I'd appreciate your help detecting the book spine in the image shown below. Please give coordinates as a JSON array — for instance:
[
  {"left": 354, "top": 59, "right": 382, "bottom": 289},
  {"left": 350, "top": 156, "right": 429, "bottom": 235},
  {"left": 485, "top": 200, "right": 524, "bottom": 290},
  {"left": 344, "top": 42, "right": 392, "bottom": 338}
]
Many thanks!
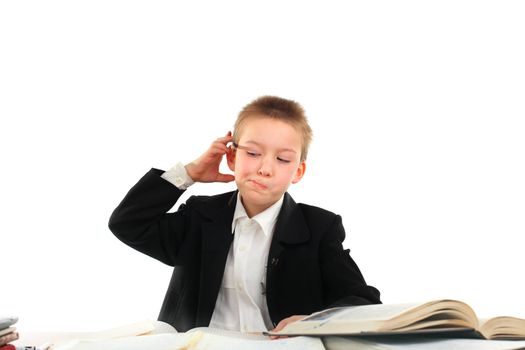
[
  {"left": 0, "top": 345, "right": 15, "bottom": 350},
  {"left": 0, "top": 332, "right": 19, "bottom": 347}
]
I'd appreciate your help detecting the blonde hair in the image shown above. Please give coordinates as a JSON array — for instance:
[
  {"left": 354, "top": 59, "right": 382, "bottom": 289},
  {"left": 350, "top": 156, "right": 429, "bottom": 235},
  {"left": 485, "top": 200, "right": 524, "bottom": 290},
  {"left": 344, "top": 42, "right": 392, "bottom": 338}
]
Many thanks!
[{"left": 233, "top": 96, "right": 313, "bottom": 162}]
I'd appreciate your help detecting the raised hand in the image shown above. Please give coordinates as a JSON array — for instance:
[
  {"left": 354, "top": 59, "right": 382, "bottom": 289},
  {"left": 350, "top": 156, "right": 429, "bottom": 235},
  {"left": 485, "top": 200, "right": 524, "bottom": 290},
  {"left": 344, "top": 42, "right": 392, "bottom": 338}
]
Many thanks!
[{"left": 185, "top": 131, "right": 235, "bottom": 183}]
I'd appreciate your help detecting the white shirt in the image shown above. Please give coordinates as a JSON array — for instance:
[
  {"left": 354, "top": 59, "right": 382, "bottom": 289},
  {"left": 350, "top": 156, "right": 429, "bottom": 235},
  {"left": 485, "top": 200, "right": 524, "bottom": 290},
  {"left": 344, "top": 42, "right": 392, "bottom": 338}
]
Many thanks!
[
  {"left": 209, "top": 192, "right": 283, "bottom": 332},
  {"left": 162, "top": 163, "right": 283, "bottom": 332}
]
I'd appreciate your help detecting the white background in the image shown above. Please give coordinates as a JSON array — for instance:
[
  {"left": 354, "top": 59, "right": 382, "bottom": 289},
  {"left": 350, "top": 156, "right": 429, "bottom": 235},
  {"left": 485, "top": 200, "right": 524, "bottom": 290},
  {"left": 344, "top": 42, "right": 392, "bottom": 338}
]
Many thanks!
[{"left": 1, "top": 1, "right": 524, "bottom": 332}]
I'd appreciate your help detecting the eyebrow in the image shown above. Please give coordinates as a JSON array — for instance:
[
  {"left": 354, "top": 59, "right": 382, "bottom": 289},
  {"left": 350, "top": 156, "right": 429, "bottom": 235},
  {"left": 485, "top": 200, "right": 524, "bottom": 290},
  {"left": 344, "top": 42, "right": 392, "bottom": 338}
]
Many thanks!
[{"left": 234, "top": 141, "right": 297, "bottom": 153}]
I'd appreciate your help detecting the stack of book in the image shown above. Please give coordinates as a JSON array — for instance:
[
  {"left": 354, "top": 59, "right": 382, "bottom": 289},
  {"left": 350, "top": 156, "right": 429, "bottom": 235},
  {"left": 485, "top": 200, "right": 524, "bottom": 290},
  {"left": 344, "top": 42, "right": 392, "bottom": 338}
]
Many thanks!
[{"left": 0, "top": 317, "right": 18, "bottom": 350}]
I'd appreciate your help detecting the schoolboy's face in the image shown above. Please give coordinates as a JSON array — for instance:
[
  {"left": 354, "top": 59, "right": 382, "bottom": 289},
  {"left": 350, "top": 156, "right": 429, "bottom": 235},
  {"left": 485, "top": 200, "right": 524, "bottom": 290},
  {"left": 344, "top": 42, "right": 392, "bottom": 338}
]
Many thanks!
[{"left": 227, "top": 115, "right": 306, "bottom": 217}]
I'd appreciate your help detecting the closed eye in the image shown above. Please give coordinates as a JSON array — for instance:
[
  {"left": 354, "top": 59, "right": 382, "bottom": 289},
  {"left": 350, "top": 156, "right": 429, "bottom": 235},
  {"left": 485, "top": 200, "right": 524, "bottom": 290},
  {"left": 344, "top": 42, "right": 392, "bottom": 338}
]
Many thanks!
[
  {"left": 246, "top": 151, "right": 260, "bottom": 157},
  {"left": 277, "top": 157, "right": 291, "bottom": 163}
]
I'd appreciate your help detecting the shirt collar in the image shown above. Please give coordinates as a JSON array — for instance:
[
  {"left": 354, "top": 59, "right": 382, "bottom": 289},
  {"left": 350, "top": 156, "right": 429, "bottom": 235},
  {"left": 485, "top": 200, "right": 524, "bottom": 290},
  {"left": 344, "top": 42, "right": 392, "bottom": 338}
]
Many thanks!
[{"left": 231, "top": 192, "right": 284, "bottom": 237}]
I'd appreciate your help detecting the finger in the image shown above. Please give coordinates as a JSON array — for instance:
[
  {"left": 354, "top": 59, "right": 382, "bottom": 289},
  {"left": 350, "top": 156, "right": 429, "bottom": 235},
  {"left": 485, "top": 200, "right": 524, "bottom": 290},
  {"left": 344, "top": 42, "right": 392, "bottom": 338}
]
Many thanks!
[
  {"left": 270, "top": 335, "right": 289, "bottom": 340},
  {"left": 209, "top": 143, "right": 227, "bottom": 153},
  {"left": 209, "top": 140, "right": 231, "bottom": 154},
  {"left": 216, "top": 133, "right": 232, "bottom": 140},
  {"left": 271, "top": 319, "right": 288, "bottom": 333},
  {"left": 207, "top": 140, "right": 228, "bottom": 152},
  {"left": 270, "top": 322, "right": 289, "bottom": 339},
  {"left": 269, "top": 318, "right": 295, "bottom": 339},
  {"left": 216, "top": 173, "right": 235, "bottom": 183},
  {"left": 270, "top": 315, "right": 306, "bottom": 337},
  {"left": 215, "top": 132, "right": 233, "bottom": 144},
  {"left": 207, "top": 144, "right": 229, "bottom": 157}
]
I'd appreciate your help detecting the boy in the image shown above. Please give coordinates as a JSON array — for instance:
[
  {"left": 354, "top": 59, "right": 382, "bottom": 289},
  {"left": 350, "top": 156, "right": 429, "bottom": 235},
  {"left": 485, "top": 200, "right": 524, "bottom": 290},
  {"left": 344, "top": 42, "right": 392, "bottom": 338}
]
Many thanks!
[{"left": 108, "top": 96, "right": 380, "bottom": 333}]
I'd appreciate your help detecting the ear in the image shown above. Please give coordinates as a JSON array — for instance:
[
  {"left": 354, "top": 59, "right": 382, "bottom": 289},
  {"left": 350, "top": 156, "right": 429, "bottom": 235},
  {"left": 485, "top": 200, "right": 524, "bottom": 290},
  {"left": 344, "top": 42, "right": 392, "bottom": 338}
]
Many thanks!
[
  {"left": 226, "top": 146, "right": 236, "bottom": 171},
  {"left": 291, "top": 161, "right": 306, "bottom": 184}
]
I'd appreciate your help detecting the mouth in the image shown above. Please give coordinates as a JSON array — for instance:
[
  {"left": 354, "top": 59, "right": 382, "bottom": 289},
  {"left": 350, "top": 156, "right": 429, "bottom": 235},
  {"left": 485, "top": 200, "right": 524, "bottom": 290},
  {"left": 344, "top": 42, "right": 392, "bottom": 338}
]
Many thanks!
[{"left": 248, "top": 179, "right": 268, "bottom": 190}]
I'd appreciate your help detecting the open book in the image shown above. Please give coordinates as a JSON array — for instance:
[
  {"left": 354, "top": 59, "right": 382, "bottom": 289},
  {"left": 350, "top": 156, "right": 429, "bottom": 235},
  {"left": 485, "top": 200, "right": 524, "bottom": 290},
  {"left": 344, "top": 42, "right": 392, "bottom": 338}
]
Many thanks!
[
  {"left": 50, "top": 320, "right": 324, "bottom": 350},
  {"left": 266, "top": 299, "right": 525, "bottom": 340},
  {"left": 323, "top": 336, "right": 525, "bottom": 350}
]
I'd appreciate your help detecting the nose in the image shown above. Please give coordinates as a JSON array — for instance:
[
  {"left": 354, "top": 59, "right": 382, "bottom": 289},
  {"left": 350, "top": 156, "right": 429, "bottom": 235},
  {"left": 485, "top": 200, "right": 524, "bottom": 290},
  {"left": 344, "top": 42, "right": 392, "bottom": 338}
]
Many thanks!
[{"left": 258, "top": 156, "right": 273, "bottom": 177}]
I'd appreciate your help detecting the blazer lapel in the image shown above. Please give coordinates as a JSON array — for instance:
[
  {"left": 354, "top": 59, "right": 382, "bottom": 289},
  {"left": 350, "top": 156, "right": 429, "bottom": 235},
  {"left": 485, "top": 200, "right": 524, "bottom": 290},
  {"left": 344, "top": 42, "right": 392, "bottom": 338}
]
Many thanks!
[
  {"left": 195, "top": 191, "right": 237, "bottom": 326},
  {"left": 267, "top": 192, "right": 310, "bottom": 271},
  {"left": 265, "top": 192, "right": 310, "bottom": 325}
]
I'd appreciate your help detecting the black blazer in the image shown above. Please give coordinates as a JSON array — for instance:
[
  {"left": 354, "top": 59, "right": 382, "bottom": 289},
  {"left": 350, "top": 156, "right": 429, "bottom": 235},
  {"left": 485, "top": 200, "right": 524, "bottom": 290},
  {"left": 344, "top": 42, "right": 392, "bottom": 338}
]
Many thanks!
[{"left": 109, "top": 169, "right": 381, "bottom": 331}]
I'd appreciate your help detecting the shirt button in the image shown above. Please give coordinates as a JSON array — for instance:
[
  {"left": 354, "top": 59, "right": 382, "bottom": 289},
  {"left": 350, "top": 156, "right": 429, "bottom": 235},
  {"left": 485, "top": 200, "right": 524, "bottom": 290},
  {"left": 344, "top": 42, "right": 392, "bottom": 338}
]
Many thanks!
[
  {"left": 239, "top": 245, "right": 246, "bottom": 252},
  {"left": 237, "top": 282, "right": 243, "bottom": 289}
]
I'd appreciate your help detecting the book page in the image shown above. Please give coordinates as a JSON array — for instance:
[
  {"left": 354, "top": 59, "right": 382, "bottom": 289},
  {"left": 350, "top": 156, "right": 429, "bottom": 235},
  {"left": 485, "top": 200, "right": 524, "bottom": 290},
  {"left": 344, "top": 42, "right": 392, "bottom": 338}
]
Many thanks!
[
  {"left": 323, "top": 336, "right": 525, "bottom": 350},
  {"left": 78, "top": 320, "right": 157, "bottom": 340},
  {"left": 53, "top": 331, "right": 325, "bottom": 350},
  {"left": 53, "top": 332, "right": 196, "bottom": 350},
  {"left": 479, "top": 316, "right": 525, "bottom": 339},
  {"left": 274, "top": 299, "right": 483, "bottom": 336},
  {"left": 275, "top": 303, "right": 421, "bottom": 334},
  {"left": 193, "top": 331, "right": 324, "bottom": 350},
  {"left": 35, "top": 320, "right": 172, "bottom": 349},
  {"left": 305, "top": 303, "right": 421, "bottom": 322},
  {"left": 189, "top": 326, "right": 267, "bottom": 340},
  {"left": 0, "top": 327, "right": 16, "bottom": 337},
  {"left": 149, "top": 320, "right": 178, "bottom": 334}
]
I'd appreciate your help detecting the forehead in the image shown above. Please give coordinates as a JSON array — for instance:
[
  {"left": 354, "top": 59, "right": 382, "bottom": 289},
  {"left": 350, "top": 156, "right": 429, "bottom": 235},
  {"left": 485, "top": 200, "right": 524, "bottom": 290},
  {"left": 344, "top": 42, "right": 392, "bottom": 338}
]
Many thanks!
[{"left": 237, "top": 115, "right": 302, "bottom": 151}]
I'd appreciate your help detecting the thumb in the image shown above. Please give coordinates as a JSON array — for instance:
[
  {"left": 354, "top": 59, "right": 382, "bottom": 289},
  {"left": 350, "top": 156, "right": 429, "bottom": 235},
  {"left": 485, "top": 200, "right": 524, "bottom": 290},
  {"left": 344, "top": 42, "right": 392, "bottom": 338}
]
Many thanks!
[{"left": 216, "top": 173, "right": 235, "bottom": 183}]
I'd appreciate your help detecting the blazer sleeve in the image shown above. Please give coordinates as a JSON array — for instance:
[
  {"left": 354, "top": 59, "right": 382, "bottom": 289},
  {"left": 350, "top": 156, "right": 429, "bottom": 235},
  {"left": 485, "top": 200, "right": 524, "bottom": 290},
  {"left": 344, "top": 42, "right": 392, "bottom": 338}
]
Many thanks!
[
  {"left": 108, "top": 168, "right": 193, "bottom": 266},
  {"left": 319, "top": 214, "right": 381, "bottom": 307}
]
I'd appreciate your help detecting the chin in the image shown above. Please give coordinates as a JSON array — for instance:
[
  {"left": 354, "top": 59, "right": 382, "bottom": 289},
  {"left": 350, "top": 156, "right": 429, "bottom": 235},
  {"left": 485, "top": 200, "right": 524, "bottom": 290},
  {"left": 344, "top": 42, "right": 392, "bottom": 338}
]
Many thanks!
[{"left": 241, "top": 191, "right": 270, "bottom": 204}]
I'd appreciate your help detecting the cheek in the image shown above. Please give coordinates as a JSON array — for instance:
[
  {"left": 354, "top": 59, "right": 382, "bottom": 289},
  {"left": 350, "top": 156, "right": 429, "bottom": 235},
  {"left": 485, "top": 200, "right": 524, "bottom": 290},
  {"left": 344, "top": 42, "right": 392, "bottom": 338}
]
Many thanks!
[
  {"left": 276, "top": 167, "right": 299, "bottom": 183},
  {"left": 234, "top": 158, "right": 254, "bottom": 176}
]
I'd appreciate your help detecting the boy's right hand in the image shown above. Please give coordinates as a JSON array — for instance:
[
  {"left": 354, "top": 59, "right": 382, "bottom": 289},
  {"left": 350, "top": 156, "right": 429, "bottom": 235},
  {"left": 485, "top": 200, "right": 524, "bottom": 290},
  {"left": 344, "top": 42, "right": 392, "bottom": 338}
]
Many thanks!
[{"left": 185, "top": 132, "right": 235, "bottom": 183}]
